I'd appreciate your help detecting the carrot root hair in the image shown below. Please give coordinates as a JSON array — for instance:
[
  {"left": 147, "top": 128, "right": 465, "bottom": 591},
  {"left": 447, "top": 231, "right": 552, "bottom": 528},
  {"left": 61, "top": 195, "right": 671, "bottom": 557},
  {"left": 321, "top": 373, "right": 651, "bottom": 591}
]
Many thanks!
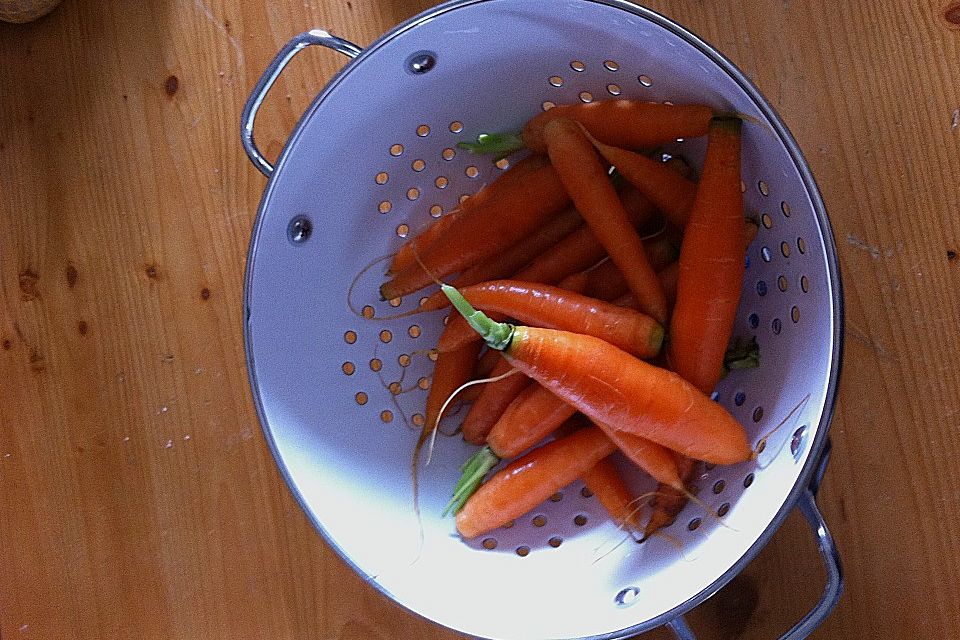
[
  {"left": 681, "top": 489, "right": 740, "bottom": 534},
  {"left": 753, "top": 393, "right": 812, "bottom": 465},
  {"left": 591, "top": 490, "right": 661, "bottom": 563},
  {"left": 347, "top": 253, "right": 395, "bottom": 319},
  {"left": 426, "top": 367, "right": 521, "bottom": 465}
]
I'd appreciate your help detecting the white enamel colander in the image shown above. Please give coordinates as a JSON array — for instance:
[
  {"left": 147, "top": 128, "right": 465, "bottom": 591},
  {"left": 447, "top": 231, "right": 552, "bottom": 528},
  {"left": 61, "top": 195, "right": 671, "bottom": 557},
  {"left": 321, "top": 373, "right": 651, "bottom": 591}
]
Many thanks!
[{"left": 240, "top": 2, "right": 844, "bottom": 638}]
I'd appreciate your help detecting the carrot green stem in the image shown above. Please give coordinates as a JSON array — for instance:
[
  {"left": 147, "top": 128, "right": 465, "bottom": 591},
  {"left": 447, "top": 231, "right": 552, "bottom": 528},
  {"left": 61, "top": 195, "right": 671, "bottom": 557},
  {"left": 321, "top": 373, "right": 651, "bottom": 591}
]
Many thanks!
[
  {"left": 443, "top": 446, "right": 500, "bottom": 516},
  {"left": 441, "top": 284, "right": 514, "bottom": 350},
  {"left": 457, "top": 132, "right": 525, "bottom": 158}
]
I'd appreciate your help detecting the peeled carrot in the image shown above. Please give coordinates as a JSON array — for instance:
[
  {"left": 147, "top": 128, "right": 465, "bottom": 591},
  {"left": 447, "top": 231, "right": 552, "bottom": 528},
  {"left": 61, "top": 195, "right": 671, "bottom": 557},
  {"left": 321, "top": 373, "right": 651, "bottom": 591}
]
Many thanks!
[
  {"left": 455, "top": 426, "right": 616, "bottom": 537},
  {"left": 436, "top": 280, "right": 664, "bottom": 359},
  {"left": 669, "top": 117, "right": 745, "bottom": 393},
  {"left": 461, "top": 356, "right": 529, "bottom": 445},
  {"left": 544, "top": 118, "right": 668, "bottom": 323},
  {"left": 380, "top": 163, "right": 570, "bottom": 300},
  {"left": 582, "top": 456, "right": 643, "bottom": 530},
  {"left": 388, "top": 155, "right": 548, "bottom": 275},
  {"left": 486, "top": 382, "right": 577, "bottom": 459},
  {"left": 524, "top": 101, "right": 713, "bottom": 154},
  {"left": 443, "top": 288, "right": 751, "bottom": 464},
  {"left": 416, "top": 207, "right": 584, "bottom": 312},
  {"left": 589, "top": 140, "right": 699, "bottom": 228}
]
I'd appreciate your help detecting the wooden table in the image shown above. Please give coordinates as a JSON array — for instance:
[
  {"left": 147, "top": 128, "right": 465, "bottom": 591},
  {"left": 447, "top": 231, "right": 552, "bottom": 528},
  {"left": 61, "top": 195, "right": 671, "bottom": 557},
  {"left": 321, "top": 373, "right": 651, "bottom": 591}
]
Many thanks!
[{"left": 2, "top": 1, "right": 959, "bottom": 637}]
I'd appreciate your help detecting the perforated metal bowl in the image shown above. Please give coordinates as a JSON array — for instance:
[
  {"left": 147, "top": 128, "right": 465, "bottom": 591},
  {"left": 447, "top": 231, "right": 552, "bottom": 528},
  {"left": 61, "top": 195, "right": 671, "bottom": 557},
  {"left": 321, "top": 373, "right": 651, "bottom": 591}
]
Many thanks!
[{"left": 240, "top": 2, "right": 844, "bottom": 638}]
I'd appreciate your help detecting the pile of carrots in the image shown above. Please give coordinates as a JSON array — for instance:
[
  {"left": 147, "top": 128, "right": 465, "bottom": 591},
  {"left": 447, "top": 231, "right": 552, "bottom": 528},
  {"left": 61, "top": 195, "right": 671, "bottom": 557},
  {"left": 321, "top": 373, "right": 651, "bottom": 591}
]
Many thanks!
[{"left": 378, "top": 99, "right": 758, "bottom": 542}]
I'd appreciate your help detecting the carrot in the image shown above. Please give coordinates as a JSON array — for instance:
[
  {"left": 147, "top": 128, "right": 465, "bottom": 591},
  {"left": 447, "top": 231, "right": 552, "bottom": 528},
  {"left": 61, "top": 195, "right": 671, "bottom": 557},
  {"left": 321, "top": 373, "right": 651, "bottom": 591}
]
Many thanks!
[
  {"left": 669, "top": 116, "right": 745, "bottom": 393},
  {"left": 388, "top": 214, "right": 458, "bottom": 278},
  {"left": 544, "top": 118, "right": 667, "bottom": 323},
  {"left": 642, "top": 455, "right": 697, "bottom": 540},
  {"left": 423, "top": 341, "right": 483, "bottom": 442},
  {"left": 511, "top": 183, "right": 656, "bottom": 286},
  {"left": 646, "top": 118, "right": 746, "bottom": 540},
  {"left": 486, "top": 382, "right": 577, "bottom": 458},
  {"left": 456, "top": 384, "right": 484, "bottom": 404},
  {"left": 412, "top": 339, "right": 484, "bottom": 513},
  {"left": 589, "top": 140, "right": 698, "bottom": 228},
  {"left": 435, "top": 280, "right": 664, "bottom": 359},
  {"left": 461, "top": 356, "right": 529, "bottom": 445},
  {"left": 581, "top": 456, "right": 643, "bottom": 530},
  {"left": 416, "top": 207, "right": 584, "bottom": 312},
  {"left": 473, "top": 348, "right": 501, "bottom": 379},
  {"left": 597, "top": 424, "right": 683, "bottom": 489},
  {"left": 380, "top": 162, "right": 570, "bottom": 300},
  {"left": 657, "top": 222, "right": 758, "bottom": 307},
  {"left": 388, "top": 155, "right": 548, "bottom": 275},
  {"left": 454, "top": 426, "right": 616, "bottom": 537},
  {"left": 658, "top": 261, "right": 680, "bottom": 308},
  {"left": 487, "top": 379, "right": 682, "bottom": 487},
  {"left": 549, "top": 222, "right": 680, "bottom": 304},
  {"left": 524, "top": 101, "right": 713, "bottom": 154},
  {"left": 444, "top": 287, "right": 751, "bottom": 464}
]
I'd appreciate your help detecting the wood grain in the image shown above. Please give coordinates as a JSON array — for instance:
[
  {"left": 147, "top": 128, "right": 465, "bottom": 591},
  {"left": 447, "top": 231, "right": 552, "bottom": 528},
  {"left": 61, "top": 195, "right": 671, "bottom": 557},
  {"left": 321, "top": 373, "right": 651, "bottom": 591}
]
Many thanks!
[{"left": 2, "top": 0, "right": 959, "bottom": 638}]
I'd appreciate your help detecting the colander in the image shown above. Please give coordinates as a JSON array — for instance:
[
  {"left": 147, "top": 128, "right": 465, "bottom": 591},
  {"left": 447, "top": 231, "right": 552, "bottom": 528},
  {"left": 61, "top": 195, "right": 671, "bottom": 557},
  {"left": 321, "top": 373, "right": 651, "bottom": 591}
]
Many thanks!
[{"left": 240, "top": 1, "right": 844, "bottom": 638}]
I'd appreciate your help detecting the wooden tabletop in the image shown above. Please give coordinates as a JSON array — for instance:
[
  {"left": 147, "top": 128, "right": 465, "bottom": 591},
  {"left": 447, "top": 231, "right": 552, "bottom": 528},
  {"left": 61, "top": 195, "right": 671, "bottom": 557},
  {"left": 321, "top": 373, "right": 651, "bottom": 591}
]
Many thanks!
[{"left": 2, "top": 1, "right": 959, "bottom": 638}]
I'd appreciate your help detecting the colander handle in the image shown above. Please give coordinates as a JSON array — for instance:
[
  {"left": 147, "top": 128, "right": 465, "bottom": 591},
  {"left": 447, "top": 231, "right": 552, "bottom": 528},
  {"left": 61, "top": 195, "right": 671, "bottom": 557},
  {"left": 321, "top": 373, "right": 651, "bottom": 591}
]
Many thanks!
[
  {"left": 241, "top": 29, "right": 362, "bottom": 177},
  {"left": 666, "top": 440, "right": 843, "bottom": 640}
]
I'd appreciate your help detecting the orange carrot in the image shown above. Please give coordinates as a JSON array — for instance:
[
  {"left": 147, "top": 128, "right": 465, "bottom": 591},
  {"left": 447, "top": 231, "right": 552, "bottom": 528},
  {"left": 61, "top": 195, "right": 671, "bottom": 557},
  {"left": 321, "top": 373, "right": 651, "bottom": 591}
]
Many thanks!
[
  {"left": 380, "top": 163, "right": 570, "bottom": 300},
  {"left": 416, "top": 207, "right": 584, "bottom": 312},
  {"left": 669, "top": 117, "right": 745, "bottom": 393},
  {"left": 461, "top": 356, "right": 529, "bottom": 445},
  {"left": 441, "top": 290, "right": 751, "bottom": 464},
  {"left": 581, "top": 457, "right": 643, "bottom": 530},
  {"left": 555, "top": 232, "right": 678, "bottom": 303},
  {"left": 423, "top": 341, "right": 483, "bottom": 441},
  {"left": 473, "top": 348, "right": 501, "bottom": 379},
  {"left": 413, "top": 340, "right": 483, "bottom": 506},
  {"left": 388, "top": 214, "right": 458, "bottom": 278},
  {"left": 589, "top": 141, "right": 698, "bottom": 228},
  {"left": 388, "top": 155, "right": 548, "bottom": 275},
  {"left": 444, "top": 286, "right": 751, "bottom": 463},
  {"left": 658, "top": 222, "right": 758, "bottom": 308},
  {"left": 509, "top": 182, "right": 656, "bottom": 286},
  {"left": 435, "top": 280, "right": 664, "bottom": 359},
  {"left": 647, "top": 118, "right": 745, "bottom": 540},
  {"left": 504, "top": 327, "right": 749, "bottom": 463},
  {"left": 455, "top": 426, "right": 616, "bottom": 537},
  {"left": 523, "top": 101, "right": 713, "bottom": 154},
  {"left": 642, "top": 455, "right": 697, "bottom": 540},
  {"left": 486, "top": 382, "right": 577, "bottom": 458},
  {"left": 544, "top": 118, "right": 668, "bottom": 323},
  {"left": 598, "top": 423, "right": 683, "bottom": 489},
  {"left": 658, "top": 261, "right": 680, "bottom": 308}
]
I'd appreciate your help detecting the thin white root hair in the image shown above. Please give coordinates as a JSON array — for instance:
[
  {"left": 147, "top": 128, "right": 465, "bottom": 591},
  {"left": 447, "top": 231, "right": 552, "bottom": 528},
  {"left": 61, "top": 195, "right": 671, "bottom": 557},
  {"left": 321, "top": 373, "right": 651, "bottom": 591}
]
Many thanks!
[{"left": 424, "top": 368, "right": 521, "bottom": 466}]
